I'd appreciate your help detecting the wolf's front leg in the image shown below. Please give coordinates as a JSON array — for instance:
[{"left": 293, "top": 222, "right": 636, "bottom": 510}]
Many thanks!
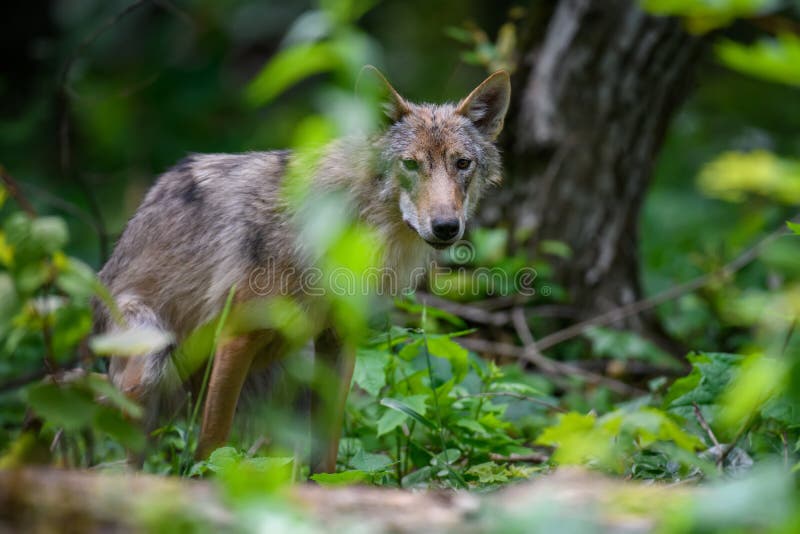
[
  {"left": 311, "top": 328, "right": 356, "bottom": 473},
  {"left": 196, "top": 333, "right": 263, "bottom": 460}
]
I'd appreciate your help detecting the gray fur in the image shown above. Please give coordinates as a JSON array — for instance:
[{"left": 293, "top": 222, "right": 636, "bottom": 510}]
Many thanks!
[{"left": 94, "top": 70, "right": 511, "bottom": 434}]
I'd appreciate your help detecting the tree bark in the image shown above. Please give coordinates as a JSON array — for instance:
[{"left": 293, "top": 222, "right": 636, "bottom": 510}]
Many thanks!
[{"left": 496, "top": 0, "right": 704, "bottom": 346}]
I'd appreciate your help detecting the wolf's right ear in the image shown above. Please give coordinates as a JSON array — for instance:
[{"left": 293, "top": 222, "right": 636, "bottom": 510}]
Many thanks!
[{"left": 363, "top": 65, "right": 411, "bottom": 123}]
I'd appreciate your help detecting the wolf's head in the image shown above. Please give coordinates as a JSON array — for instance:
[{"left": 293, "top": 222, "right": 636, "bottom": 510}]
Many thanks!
[{"left": 376, "top": 70, "right": 511, "bottom": 249}]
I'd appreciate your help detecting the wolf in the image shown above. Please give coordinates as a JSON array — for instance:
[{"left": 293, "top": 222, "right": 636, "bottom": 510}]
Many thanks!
[{"left": 93, "top": 68, "right": 511, "bottom": 472}]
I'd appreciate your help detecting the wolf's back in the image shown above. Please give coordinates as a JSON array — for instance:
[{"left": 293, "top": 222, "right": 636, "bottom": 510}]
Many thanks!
[{"left": 95, "top": 151, "right": 294, "bottom": 415}]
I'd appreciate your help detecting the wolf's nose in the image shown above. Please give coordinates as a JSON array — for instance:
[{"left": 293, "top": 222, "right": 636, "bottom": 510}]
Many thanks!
[{"left": 431, "top": 218, "right": 461, "bottom": 241}]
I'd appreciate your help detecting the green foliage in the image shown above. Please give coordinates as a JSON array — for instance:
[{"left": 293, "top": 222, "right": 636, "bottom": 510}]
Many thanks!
[
  {"left": 3, "top": 1, "right": 800, "bottom": 531},
  {"left": 698, "top": 150, "right": 800, "bottom": 204},
  {"left": 640, "top": 0, "right": 780, "bottom": 32},
  {"left": 342, "top": 327, "right": 552, "bottom": 488},
  {"left": 0, "top": 198, "right": 144, "bottom": 466},
  {"left": 717, "top": 33, "right": 800, "bottom": 88}
]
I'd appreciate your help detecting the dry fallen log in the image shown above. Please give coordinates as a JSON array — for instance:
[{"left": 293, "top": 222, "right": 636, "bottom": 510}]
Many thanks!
[{"left": 0, "top": 467, "right": 694, "bottom": 533}]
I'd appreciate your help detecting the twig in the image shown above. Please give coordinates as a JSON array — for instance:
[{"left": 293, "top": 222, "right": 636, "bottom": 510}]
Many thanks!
[
  {"left": 718, "top": 416, "right": 756, "bottom": 468},
  {"left": 534, "top": 219, "right": 794, "bottom": 352},
  {"left": 417, "top": 292, "right": 575, "bottom": 326},
  {"left": 780, "top": 317, "right": 797, "bottom": 356},
  {"left": 58, "top": 2, "right": 154, "bottom": 263},
  {"left": 0, "top": 165, "right": 37, "bottom": 217},
  {"left": 247, "top": 436, "right": 269, "bottom": 457},
  {"left": 692, "top": 402, "right": 720, "bottom": 448},
  {"left": 457, "top": 337, "right": 644, "bottom": 396},
  {"left": 16, "top": 181, "right": 110, "bottom": 243},
  {"left": 50, "top": 429, "right": 64, "bottom": 453},
  {"left": 511, "top": 307, "right": 535, "bottom": 346},
  {"left": 489, "top": 452, "right": 549, "bottom": 463},
  {"left": 419, "top": 292, "right": 509, "bottom": 326},
  {"left": 781, "top": 431, "right": 789, "bottom": 468},
  {"left": 459, "top": 391, "right": 566, "bottom": 413},
  {"left": 573, "top": 359, "right": 683, "bottom": 378}
]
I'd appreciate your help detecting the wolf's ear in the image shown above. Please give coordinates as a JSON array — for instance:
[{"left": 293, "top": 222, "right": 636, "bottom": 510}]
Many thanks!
[
  {"left": 457, "top": 71, "right": 511, "bottom": 140},
  {"left": 364, "top": 65, "right": 411, "bottom": 123}
]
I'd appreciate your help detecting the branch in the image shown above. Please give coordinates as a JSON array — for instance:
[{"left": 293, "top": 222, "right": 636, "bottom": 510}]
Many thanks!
[
  {"left": 0, "top": 166, "right": 37, "bottom": 217},
  {"left": 457, "top": 337, "right": 645, "bottom": 396},
  {"left": 489, "top": 452, "right": 549, "bottom": 463},
  {"left": 417, "top": 292, "right": 575, "bottom": 326},
  {"left": 534, "top": 219, "right": 795, "bottom": 352},
  {"left": 57, "top": 0, "right": 195, "bottom": 263},
  {"left": 692, "top": 402, "right": 720, "bottom": 448}
]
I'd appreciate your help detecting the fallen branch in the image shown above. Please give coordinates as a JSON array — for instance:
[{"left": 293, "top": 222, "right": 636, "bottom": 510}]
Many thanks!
[
  {"left": 0, "top": 467, "right": 691, "bottom": 532},
  {"left": 457, "top": 337, "right": 645, "bottom": 396},
  {"left": 534, "top": 218, "right": 794, "bottom": 352},
  {"left": 417, "top": 292, "right": 574, "bottom": 327},
  {"left": 489, "top": 452, "right": 549, "bottom": 463}
]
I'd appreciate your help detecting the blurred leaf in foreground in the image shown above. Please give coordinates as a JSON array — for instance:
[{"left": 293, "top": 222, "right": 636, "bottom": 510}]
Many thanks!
[
  {"left": 641, "top": 0, "right": 780, "bottom": 33},
  {"left": 698, "top": 150, "right": 800, "bottom": 204},
  {"left": 717, "top": 33, "right": 800, "bottom": 87}
]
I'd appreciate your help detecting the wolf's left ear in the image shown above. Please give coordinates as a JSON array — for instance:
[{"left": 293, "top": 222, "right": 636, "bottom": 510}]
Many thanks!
[
  {"left": 457, "top": 71, "right": 511, "bottom": 140},
  {"left": 363, "top": 65, "right": 411, "bottom": 123}
]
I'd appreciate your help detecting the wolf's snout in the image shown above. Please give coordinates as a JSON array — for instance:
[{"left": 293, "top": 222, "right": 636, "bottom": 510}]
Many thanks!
[{"left": 431, "top": 217, "right": 461, "bottom": 241}]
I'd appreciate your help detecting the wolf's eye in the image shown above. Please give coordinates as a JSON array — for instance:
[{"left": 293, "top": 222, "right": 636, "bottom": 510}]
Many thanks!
[
  {"left": 401, "top": 159, "right": 419, "bottom": 172},
  {"left": 456, "top": 158, "right": 472, "bottom": 170}
]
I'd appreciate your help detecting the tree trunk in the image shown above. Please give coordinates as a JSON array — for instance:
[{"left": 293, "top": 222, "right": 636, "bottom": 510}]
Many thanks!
[{"left": 496, "top": 0, "right": 704, "bottom": 347}]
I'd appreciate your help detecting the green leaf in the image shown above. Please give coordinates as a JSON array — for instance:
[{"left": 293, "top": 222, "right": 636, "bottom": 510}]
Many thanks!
[
  {"left": 89, "top": 325, "right": 174, "bottom": 357},
  {"left": 245, "top": 42, "right": 340, "bottom": 107},
  {"left": 0, "top": 273, "right": 19, "bottom": 326},
  {"left": 426, "top": 335, "right": 468, "bottom": 382},
  {"left": 26, "top": 382, "right": 98, "bottom": 430},
  {"left": 717, "top": 34, "right": 800, "bottom": 88},
  {"left": 377, "top": 394, "right": 428, "bottom": 436},
  {"left": 350, "top": 451, "right": 392, "bottom": 472},
  {"left": 719, "top": 354, "right": 787, "bottom": 430},
  {"left": 641, "top": 0, "right": 779, "bottom": 33},
  {"left": 398, "top": 338, "right": 422, "bottom": 360},
  {"left": 244, "top": 456, "right": 294, "bottom": 472},
  {"left": 352, "top": 348, "right": 389, "bottom": 396},
  {"left": 205, "top": 447, "right": 244, "bottom": 473},
  {"left": 86, "top": 374, "right": 142, "bottom": 418},
  {"left": 488, "top": 381, "right": 543, "bottom": 397},
  {"left": 376, "top": 408, "right": 407, "bottom": 437},
  {"left": 311, "top": 470, "right": 369, "bottom": 486},
  {"left": 788, "top": 221, "right": 800, "bottom": 235},
  {"left": 539, "top": 239, "right": 572, "bottom": 259},
  {"left": 455, "top": 418, "right": 488, "bottom": 436},
  {"left": 380, "top": 396, "right": 436, "bottom": 430},
  {"left": 584, "top": 326, "right": 678, "bottom": 367},
  {"left": 664, "top": 352, "right": 742, "bottom": 409},
  {"left": 94, "top": 406, "right": 145, "bottom": 451},
  {"left": 56, "top": 256, "right": 100, "bottom": 300},
  {"left": 698, "top": 150, "right": 800, "bottom": 204},
  {"left": 30, "top": 217, "right": 68, "bottom": 254},
  {"left": 432, "top": 448, "right": 461, "bottom": 466},
  {"left": 466, "top": 461, "right": 510, "bottom": 485}
]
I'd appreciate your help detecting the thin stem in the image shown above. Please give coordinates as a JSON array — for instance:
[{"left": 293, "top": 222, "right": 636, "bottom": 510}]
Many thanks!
[{"left": 420, "top": 305, "right": 468, "bottom": 489}]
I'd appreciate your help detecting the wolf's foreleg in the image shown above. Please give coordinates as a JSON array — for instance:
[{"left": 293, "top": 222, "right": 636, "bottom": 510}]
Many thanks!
[{"left": 195, "top": 333, "right": 265, "bottom": 459}]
